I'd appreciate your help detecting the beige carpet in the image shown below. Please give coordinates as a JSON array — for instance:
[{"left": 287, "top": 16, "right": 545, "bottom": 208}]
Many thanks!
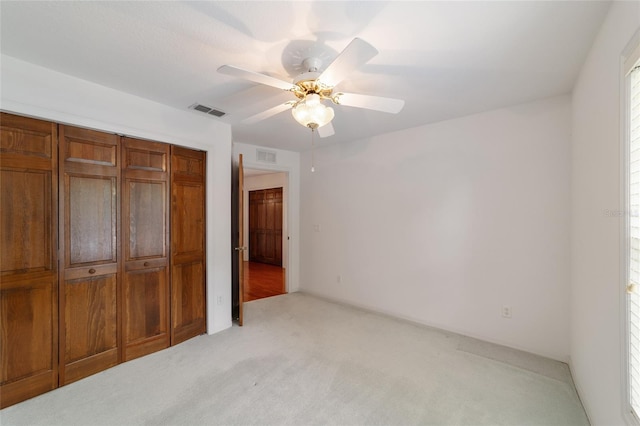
[{"left": 0, "top": 293, "right": 588, "bottom": 425}]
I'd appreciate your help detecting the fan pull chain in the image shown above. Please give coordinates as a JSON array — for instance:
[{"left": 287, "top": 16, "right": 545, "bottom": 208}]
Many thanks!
[{"left": 311, "top": 127, "right": 316, "bottom": 173}]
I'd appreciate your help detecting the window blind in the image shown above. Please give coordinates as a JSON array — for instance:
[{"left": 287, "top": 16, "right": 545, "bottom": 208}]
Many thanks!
[{"left": 629, "top": 65, "right": 640, "bottom": 420}]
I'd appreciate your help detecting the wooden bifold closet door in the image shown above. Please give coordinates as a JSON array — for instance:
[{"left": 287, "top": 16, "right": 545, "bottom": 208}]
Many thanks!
[
  {"left": 58, "top": 125, "right": 120, "bottom": 385},
  {"left": 0, "top": 113, "right": 207, "bottom": 407},
  {"left": 170, "top": 146, "right": 206, "bottom": 345},
  {"left": 0, "top": 113, "right": 59, "bottom": 408},
  {"left": 121, "top": 137, "right": 170, "bottom": 361}
]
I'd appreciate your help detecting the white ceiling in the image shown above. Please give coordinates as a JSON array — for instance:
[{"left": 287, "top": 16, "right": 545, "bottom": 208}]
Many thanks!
[{"left": 1, "top": 1, "right": 610, "bottom": 152}]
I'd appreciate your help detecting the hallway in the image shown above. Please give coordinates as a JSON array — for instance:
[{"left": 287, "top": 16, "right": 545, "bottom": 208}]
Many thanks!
[{"left": 242, "top": 261, "right": 286, "bottom": 302}]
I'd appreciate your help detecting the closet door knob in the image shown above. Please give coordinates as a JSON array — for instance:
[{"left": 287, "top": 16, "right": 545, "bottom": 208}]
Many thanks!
[{"left": 88, "top": 268, "right": 96, "bottom": 274}]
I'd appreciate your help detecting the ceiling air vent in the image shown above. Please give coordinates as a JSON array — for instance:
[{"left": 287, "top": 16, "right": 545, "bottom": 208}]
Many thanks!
[
  {"left": 189, "top": 103, "right": 226, "bottom": 118},
  {"left": 256, "top": 149, "right": 277, "bottom": 164}
]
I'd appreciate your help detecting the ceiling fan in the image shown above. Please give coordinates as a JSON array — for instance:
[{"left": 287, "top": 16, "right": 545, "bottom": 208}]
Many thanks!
[{"left": 217, "top": 38, "right": 405, "bottom": 138}]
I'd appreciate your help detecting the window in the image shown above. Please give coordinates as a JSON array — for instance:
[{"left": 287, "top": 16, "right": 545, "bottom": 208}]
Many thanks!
[
  {"left": 629, "top": 63, "right": 640, "bottom": 421},
  {"left": 626, "top": 39, "right": 640, "bottom": 423}
]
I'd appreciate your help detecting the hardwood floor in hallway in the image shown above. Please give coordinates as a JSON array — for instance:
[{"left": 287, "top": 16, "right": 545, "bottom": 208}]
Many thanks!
[{"left": 243, "top": 261, "right": 286, "bottom": 302}]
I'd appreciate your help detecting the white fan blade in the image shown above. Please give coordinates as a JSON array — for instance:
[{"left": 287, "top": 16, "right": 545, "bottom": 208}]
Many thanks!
[
  {"left": 243, "top": 103, "right": 292, "bottom": 125},
  {"left": 218, "top": 65, "right": 294, "bottom": 91},
  {"left": 334, "top": 92, "right": 404, "bottom": 114},
  {"left": 317, "top": 122, "right": 335, "bottom": 138},
  {"left": 318, "top": 38, "right": 378, "bottom": 87}
]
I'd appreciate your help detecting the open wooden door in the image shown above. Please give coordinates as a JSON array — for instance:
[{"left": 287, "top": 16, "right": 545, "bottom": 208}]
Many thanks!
[
  {"left": 231, "top": 154, "right": 246, "bottom": 325},
  {"left": 237, "top": 154, "right": 245, "bottom": 325}
]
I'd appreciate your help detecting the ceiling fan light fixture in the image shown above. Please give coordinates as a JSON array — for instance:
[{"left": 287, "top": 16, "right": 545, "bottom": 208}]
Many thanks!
[
  {"left": 219, "top": 38, "right": 404, "bottom": 137},
  {"left": 291, "top": 93, "right": 334, "bottom": 129}
]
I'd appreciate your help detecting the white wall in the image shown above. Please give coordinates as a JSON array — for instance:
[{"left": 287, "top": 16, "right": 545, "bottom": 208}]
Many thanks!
[
  {"left": 300, "top": 95, "right": 572, "bottom": 361},
  {"left": 571, "top": 2, "right": 640, "bottom": 424},
  {"left": 1, "top": 54, "right": 233, "bottom": 334},
  {"left": 232, "top": 143, "right": 301, "bottom": 292},
  {"left": 243, "top": 172, "right": 288, "bottom": 270}
]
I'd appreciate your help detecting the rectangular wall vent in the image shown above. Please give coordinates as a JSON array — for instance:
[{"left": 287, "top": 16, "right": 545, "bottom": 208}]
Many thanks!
[
  {"left": 189, "top": 103, "right": 226, "bottom": 118},
  {"left": 256, "top": 149, "right": 277, "bottom": 164}
]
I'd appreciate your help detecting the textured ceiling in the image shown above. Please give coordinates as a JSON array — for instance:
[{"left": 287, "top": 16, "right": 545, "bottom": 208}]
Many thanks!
[{"left": 1, "top": 1, "right": 610, "bottom": 151}]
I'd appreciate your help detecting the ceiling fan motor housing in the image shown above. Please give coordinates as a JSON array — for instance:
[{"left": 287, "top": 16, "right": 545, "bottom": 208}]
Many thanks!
[
  {"left": 290, "top": 57, "right": 334, "bottom": 101},
  {"left": 302, "top": 57, "right": 322, "bottom": 73}
]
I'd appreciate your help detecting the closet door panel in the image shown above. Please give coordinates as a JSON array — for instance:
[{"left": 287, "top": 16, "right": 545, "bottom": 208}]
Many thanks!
[
  {"left": 64, "top": 138, "right": 117, "bottom": 167},
  {"left": 172, "top": 182, "right": 204, "bottom": 260},
  {"left": 123, "top": 266, "right": 169, "bottom": 360},
  {"left": 1, "top": 170, "right": 52, "bottom": 272},
  {"left": 171, "top": 146, "right": 206, "bottom": 345},
  {"left": 1, "top": 282, "right": 54, "bottom": 380},
  {"left": 0, "top": 279, "right": 56, "bottom": 407},
  {"left": 128, "top": 181, "right": 165, "bottom": 258},
  {"left": 59, "top": 125, "right": 120, "bottom": 385},
  {"left": 0, "top": 113, "right": 58, "bottom": 408},
  {"left": 66, "top": 175, "right": 117, "bottom": 265},
  {"left": 171, "top": 260, "right": 205, "bottom": 343},
  {"left": 121, "top": 138, "right": 169, "bottom": 361},
  {"left": 124, "top": 268, "right": 167, "bottom": 339},
  {"left": 62, "top": 274, "right": 118, "bottom": 383}
]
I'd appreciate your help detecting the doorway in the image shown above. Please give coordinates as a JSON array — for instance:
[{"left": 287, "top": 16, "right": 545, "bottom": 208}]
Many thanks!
[
  {"left": 249, "top": 187, "right": 283, "bottom": 265},
  {"left": 242, "top": 169, "right": 287, "bottom": 303}
]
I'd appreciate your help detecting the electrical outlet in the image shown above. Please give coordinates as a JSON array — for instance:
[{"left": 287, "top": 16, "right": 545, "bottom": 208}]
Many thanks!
[
  {"left": 217, "top": 296, "right": 223, "bottom": 305},
  {"left": 502, "top": 305, "right": 512, "bottom": 318}
]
